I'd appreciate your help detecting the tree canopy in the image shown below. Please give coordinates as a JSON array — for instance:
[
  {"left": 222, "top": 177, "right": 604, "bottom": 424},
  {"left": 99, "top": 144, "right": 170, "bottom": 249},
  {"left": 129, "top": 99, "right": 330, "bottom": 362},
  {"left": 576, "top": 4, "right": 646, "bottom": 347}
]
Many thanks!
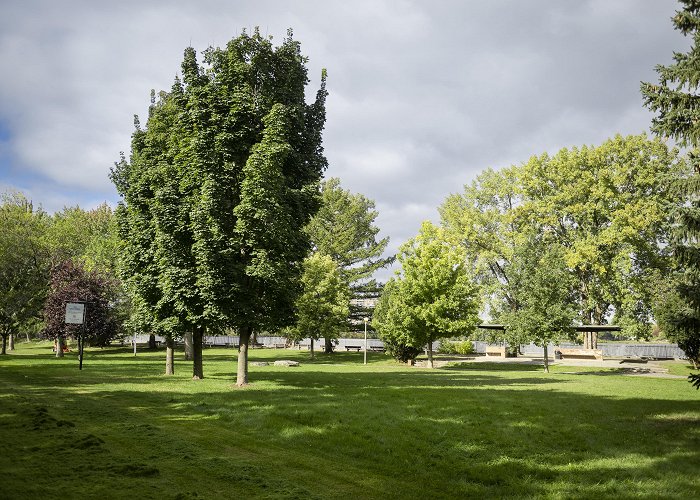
[
  {"left": 441, "top": 134, "right": 683, "bottom": 347},
  {"left": 373, "top": 222, "right": 480, "bottom": 367},
  {"left": 113, "top": 29, "right": 327, "bottom": 384}
]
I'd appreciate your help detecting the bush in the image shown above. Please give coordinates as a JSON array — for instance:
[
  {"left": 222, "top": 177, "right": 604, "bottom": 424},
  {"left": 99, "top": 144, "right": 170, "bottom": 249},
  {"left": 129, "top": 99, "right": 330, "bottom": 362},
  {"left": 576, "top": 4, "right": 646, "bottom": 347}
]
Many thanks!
[
  {"left": 384, "top": 340, "right": 422, "bottom": 363},
  {"left": 438, "top": 340, "right": 457, "bottom": 354},
  {"left": 438, "top": 339, "right": 474, "bottom": 355}
]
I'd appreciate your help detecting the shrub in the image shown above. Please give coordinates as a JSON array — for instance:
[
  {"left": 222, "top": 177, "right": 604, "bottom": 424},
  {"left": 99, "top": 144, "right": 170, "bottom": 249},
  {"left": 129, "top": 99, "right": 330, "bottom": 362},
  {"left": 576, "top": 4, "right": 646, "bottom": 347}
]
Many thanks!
[{"left": 438, "top": 339, "right": 474, "bottom": 355}]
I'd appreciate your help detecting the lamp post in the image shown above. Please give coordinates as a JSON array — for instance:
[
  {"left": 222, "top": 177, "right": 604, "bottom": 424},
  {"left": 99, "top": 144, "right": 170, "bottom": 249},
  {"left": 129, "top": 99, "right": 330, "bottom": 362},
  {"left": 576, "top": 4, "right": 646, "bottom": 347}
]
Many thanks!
[{"left": 363, "top": 317, "right": 369, "bottom": 365}]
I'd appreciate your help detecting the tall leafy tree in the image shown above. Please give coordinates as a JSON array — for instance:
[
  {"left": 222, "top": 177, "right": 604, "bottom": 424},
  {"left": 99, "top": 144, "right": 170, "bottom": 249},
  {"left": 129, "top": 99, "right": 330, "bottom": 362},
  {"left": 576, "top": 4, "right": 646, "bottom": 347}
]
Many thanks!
[
  {"left": 440, "top": 167, "right": 522, "bottom": 325},
  {"left": 517, "top": 134, "right": 681, "bottom": 346},
  {"left": 373, "top": 222, "right": 480, "bottom": 367},
  {"left": 113, "top": 29, "right": 327, "bottom": 384},
  {"left": 500, "top": 238, "right": 577, "bottom": 372},
  {"left": 305, "top": 178, "right": 393, "bottom": 351},
  {"left": 0, "top": 192, "right": 50, "bottom": 354},
  {"left": 642, "top": 0, "right": 700, "bottom": 387},
  {"left": 288, "top": 253, "right": 350, "bottom": 357}
]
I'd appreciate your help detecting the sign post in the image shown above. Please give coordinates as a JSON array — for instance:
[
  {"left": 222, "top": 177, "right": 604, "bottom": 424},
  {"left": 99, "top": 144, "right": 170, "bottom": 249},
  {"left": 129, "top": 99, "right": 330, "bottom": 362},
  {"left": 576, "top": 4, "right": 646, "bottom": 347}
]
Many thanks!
[{"left": 65, "top": 302, "right": 86, "bottom": 370}]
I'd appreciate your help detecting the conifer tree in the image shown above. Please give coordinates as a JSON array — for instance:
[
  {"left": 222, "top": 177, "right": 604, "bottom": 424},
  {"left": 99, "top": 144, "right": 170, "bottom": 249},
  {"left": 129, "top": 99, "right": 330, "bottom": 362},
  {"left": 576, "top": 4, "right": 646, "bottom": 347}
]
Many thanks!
[
  {"left": 642, "top": 1, "right": 700, "bottom": 386},
  {"left": 305, "top": 178, "right": 393, "bottom": 352}
]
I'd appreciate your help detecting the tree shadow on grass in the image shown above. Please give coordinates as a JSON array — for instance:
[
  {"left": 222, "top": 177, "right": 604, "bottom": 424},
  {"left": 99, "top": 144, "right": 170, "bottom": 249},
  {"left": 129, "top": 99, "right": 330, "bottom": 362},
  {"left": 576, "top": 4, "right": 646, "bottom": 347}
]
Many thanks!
[
  {"left": 3, "top": 348, "right": 699, "bottom": 498},
  {"left": 4, "top": 365, "right": 698, "bottom": 499}
]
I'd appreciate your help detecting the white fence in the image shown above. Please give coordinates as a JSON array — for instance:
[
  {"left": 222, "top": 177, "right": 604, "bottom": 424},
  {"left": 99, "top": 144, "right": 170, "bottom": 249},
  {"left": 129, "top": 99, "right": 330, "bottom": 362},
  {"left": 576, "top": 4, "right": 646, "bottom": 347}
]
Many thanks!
[
  {"left": 472, "top": 341, "right": 688, "bottom": 359},
  {"left": 126, "top": 335, "right": 689, "bottom": 359}
]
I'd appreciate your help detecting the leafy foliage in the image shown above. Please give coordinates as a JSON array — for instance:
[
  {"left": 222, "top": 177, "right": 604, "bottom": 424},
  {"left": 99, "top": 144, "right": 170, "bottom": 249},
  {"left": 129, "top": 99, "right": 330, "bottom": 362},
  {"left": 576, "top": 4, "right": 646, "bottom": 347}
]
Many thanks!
[
  {"left": 499, "top": 238, "right": 577, "bottom": 371},
  {"left": 441, "top": 134, "right": 682, "bottom": 343},
  {"left": 288, "top": 254, "right": 350, "bottom": 353},
  {"left": 42, "top": 260, "right": 120, "bottom": 347},
  {"left": 0, "top": 192, "right": 50, "bottom": 353},
  {"left": 373, "top": 222, "right": 480, "bottom": 366},
  {"left": 113, "top": 29, "right": 327, "bottom": 383}
]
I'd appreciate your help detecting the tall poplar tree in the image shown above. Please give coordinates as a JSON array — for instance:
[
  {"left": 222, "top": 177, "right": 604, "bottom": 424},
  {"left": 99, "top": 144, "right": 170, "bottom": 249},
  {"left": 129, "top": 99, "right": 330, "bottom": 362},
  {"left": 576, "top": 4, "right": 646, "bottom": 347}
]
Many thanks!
[
  {"left": 113, "top": 29, "right": 327, "bottom": 384},
  {"left": 642, "top": 0, "right": 700, "bottom": 386}
]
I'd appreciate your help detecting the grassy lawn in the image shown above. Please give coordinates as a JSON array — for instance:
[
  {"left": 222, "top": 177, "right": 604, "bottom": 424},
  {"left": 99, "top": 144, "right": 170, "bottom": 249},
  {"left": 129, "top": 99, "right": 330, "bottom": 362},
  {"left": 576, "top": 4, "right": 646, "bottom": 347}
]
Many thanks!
[{"left": 1, "top": 343, "right": 698, "bottom": 499}]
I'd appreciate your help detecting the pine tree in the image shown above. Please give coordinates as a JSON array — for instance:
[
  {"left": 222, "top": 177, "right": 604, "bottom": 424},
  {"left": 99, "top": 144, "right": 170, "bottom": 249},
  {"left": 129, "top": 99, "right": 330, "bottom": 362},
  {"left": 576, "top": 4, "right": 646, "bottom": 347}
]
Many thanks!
[
  {"left": 304, "top": 178, "right": 393, "bottom": 352},
  {"left": 642, "top": 1, "right": 700, "bottom": 381}
]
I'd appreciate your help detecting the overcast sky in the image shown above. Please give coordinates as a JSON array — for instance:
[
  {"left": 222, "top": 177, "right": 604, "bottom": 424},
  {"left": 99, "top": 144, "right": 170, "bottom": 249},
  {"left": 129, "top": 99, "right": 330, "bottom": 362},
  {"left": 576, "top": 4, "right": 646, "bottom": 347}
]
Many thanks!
[{"left": 0, "top": 0, "right": 689, "bottom": 279}]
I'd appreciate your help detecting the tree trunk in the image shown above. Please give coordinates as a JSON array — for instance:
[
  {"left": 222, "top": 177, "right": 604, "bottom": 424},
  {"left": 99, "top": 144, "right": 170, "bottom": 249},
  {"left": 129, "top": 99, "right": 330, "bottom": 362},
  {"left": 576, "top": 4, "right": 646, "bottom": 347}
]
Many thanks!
[
  {"left": 324, "top": 337, "right": 334, "bottom": 354},
  {"left": 192, "top": 326, "right": 204, "bottom": 380},
  {"left": 543, "top": 344, "right": 549, "bottom": 373},
  {"left": 237, "top": 326, "right": 252, "bottom": 386},
  {"left": 9, "top": 332, "right": 15, "bottom": 351},
  {"left": 25, "top": 332, "right": 30, "bottom": 342},
  {"left": 148, "top": 333, "right": 157, "bottom": 350},
  {"left": 165, "top": 336, "right": 175, "bottom": 375},
  {"left": 427, "top": 338, "right": 434, "bottom": 369},
  {"left": 56, "top": 336, "right": 65, "bottom": 358},
  {"left": 310, "top": 338, "right": 315, "bottom": 359},
  {"left": 1, "top": 334, "right": 7, "bottom": 355},
  {"left": 184, "top": 331, "right": 193, "bottom": 361}
]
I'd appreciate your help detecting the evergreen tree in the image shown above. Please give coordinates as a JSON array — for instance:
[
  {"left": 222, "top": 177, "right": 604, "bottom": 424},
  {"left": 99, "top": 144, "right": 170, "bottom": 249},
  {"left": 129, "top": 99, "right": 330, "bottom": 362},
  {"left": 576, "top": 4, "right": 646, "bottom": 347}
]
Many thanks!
[
  {"left": 642, "top": 1, "right": 700, "bottom": 384},
  {"left": 305, "top": 178, "right": 393, "bottom": 352}
]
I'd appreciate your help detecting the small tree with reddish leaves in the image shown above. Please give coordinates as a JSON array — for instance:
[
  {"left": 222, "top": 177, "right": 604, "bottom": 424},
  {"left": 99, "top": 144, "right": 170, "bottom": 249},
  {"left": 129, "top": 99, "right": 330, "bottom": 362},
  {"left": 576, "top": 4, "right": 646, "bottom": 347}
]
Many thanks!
[{"left": 43, "top": 260, "right": 119, "bottom": 356}]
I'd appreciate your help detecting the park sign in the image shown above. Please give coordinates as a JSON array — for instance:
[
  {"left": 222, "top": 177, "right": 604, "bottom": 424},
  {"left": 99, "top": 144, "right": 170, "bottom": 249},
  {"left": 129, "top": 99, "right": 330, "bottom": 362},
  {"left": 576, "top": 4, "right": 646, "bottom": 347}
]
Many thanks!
[{"left": 65, "top": 302, "right": 85, "bottom": 324}]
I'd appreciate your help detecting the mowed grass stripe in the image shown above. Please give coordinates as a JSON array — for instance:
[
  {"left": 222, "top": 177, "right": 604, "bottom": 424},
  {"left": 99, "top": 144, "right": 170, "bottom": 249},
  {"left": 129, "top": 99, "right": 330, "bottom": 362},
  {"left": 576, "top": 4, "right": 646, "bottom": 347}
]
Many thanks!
[{"left": 1, "top": 342, "right": 698, "bottom": 499}]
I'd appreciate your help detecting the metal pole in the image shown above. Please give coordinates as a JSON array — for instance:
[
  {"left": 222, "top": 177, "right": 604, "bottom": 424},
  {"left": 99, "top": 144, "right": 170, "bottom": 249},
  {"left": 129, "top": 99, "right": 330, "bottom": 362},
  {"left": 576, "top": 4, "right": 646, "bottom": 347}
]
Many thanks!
[
  {"left": 79, "top": 322, "right": 84, "bottom": 370},
  {"left": 363, "top": 317, "right": 368, "bottom": 365}
]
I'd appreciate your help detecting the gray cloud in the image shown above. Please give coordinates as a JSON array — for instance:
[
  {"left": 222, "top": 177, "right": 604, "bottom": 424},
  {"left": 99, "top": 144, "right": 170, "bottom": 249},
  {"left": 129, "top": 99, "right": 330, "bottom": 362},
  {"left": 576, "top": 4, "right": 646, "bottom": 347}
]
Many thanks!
[{"left": 0, "top": 0, "right": 689, "bottom": 280}]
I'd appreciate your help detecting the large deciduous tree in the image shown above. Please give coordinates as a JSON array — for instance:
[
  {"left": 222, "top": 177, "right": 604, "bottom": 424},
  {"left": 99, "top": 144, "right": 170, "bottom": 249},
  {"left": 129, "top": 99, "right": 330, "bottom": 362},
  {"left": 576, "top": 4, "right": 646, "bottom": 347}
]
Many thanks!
[
  {"left": 305, "top": 178, "right": 392, "bottom": 352},
  {"left": 518, "top": 134, "right": 681, "bottom": 345},
  {"left": 0, "top": 192, "right": 49, "bottom": 354},
  {"left": 113, "top": 29, "right": 327, "bottom": 384},
  {"left": 373, "top": 222, "right": 480, "bottom": 368},
  {"left": 443, "top": 135, "right": 681, "bottom": 347},
  {"left": 642, "top": 0, "right": 700, "bottom": 386},
  {"left": 500, "top": 238, "right": 577, "bottom": 372}
]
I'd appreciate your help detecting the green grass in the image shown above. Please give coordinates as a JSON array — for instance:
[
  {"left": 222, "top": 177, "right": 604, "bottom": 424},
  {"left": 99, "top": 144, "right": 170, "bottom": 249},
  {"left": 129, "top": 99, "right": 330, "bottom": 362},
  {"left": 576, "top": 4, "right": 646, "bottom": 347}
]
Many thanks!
[{"left": 1, "top": 343, "right": 699, "bottom": 499}]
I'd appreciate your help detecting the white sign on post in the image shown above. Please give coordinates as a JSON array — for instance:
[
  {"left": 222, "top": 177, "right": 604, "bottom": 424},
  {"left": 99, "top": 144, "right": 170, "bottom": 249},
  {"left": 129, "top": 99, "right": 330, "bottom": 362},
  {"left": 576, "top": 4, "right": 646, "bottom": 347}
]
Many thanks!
[{"left": 65, "top": 303, "right": 85, "bottom": 324}]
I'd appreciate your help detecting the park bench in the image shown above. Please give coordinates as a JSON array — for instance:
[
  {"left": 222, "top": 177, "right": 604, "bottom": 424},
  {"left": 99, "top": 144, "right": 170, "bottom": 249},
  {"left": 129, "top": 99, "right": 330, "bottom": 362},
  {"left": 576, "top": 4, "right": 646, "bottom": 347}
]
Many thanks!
[
  {"left": 369, "top": 345, "right": 385, "bottom": 352},
  {"left": 485, "top": 346, "right": 507, "bottom": 357},
  {"left": 269, "top": 343, "right": 287, "bottom": 349},
  {"left": 345, "top": 345, "right": 362, "bottom": 352},
  {"left": 555, "top": 348, "right": 603, "bottom": 360}
]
